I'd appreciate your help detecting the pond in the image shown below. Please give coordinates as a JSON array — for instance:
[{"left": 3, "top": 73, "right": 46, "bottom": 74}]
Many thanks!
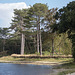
[{"left": 0, "top": 63, "right": 54, "bottom": 75}]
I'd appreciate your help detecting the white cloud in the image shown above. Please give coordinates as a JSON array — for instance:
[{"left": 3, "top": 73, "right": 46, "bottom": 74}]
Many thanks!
[{"left": 0, "top": 2, "right": 29, "bottom": 28}]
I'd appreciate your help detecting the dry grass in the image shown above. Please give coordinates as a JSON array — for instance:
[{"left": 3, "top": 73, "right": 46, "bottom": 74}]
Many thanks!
[{"left": 0, "top": 55, "right": 73, "bottom": 63}]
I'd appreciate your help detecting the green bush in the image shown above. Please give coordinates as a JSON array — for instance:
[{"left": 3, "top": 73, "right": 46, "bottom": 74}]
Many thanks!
[{"left": 42, "top": 51, "right": 50, "bottom": 55}]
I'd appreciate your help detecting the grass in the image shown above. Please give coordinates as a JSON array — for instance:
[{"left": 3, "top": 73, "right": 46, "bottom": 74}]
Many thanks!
[
  {"left": 57, "top": 62, "right": 75, "bottom": 75},
  {"left": 0, "top": 56, "right": 73, "bottom": 62},
  {"left": 55, "top": 61, "right": 75, "bottom": 69},
  {"left": 58, "top": 70, "right": 75, "bottom": 75}
]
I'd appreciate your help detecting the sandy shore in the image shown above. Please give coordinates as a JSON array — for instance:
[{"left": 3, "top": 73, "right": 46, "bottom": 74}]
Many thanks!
[{"left": 0, "top": 60, "right": 63, "bottom": 66}]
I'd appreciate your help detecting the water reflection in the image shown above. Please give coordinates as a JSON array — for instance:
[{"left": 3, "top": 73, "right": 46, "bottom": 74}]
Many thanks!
[{"left": 0, "top": 63, "right": 53, "bottom": 75}]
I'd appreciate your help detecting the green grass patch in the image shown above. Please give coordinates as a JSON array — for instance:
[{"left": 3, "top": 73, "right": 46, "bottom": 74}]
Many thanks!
[
  {"left": 56, "top": 62, "right": 75, "bottom": 69},
  {"left": 58, "top": 70, "right": 75, "bottom": 75}
]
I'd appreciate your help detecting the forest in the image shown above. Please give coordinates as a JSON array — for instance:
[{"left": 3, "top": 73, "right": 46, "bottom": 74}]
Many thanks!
[{"left": 0, "top": 1, "right": 75, "bottom": 61}]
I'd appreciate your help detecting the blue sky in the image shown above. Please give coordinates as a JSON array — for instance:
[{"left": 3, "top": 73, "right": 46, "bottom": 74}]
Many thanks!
[
  {"left": 0, "top": 0, "right": 74, "bottom": 28},
  {"left": 0, "top": 0, "right": 74, "bottom": 8}
]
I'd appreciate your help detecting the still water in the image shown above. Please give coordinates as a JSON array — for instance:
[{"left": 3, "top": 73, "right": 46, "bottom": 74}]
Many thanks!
[{"left": 0, "top": 63, "right": 53, "bottom": 75}]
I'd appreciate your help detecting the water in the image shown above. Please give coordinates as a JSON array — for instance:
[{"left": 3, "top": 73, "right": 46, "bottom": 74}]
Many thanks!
[{"left": 0, "top": 63, "right": 53, "bottom": 75}]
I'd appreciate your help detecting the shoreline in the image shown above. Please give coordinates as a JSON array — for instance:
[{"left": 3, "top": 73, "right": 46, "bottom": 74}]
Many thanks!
[
  {"left": 0, "top": 60, "right": 63, "bottom": 66},
  {"left": 0, "top": 55, "right": 72, "bottom": 66},
  {"left": 0, "top": 60, "right": 75, "bottom": 75}
]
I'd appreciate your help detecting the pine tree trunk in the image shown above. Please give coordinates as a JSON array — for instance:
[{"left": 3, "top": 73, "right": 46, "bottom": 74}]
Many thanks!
[
  {"left": 39, "top": 30, "right": 42, "bottom": 56},
  {"left": 3, "top": 39, "right": 5, "bottom": 51},
  {"left": 39, "top": 22, "right": 42, "bottom": 56},
  {"left": 34, "top": 36, "right": 36, "bottom": 51},
  {"left": 37, "top": 24, "right": 39, "bottom": 54},
  {"left": 21, "top": 33, "right": 25, "bottom": 55},
  {"left": 59, "top": 45, "right": 60, "bottom": 54},
  {"left": 52, "top": 38, "right": 54, "bottom": 56}
]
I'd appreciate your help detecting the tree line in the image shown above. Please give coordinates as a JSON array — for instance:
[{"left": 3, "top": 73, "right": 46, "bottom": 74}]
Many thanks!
[{"left": 0, "top": 1, "right": 75, "bottom": 61}]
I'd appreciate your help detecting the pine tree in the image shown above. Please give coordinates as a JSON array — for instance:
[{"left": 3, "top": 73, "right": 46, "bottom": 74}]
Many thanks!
[
  {"left": 28, "top": 3, "right": 48, "bottom": 55},
  {"left": 10, "top": 9, "right": 31, "bottom": 55},
  {"left": 42, "top": 8, "right": 57, "bottom": 55}
]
